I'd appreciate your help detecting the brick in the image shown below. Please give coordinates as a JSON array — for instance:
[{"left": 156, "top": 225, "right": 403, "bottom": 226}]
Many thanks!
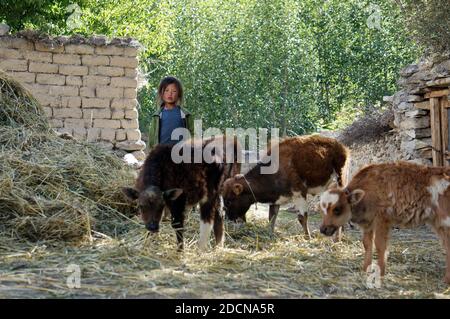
[
  {"left": 93, "top": 119, "right": 121, "bottom": 129},
  {"left": 27, "top": 83, "right": 50, "bottom": 94},
  {"left": 34, "top": 94, "right": 60, "bottom": 107},
  {"left": 36, "top": 74, "right": 65, "bottom": 85},
  {"left": 111, "top": 98, "right": 137, "bottom": 109},
  {"left": 125, "top": 109, "right": 138, "bottom": 119},
  {"left": 83, "top": 108, "right": 111, "bottom": 119},
  {"left": 49, "top": 85, "right": 79, "bottom": 97},
  {"left": 64, "top": 119, "right": 93, "bottom": 129},
  {"left": 23, "top": 51, "right": 52, "bottom": 62},
  {"left": 96, "top": 86, "right": 123, "bottom": 98},
  {"left": 29, "top": 62, "right": 58, "bottom": 73},
  {"left": 110, "top": 77, "right": 137, "bottom": 88},
  {"left": 35, "top": 42, "right": 64, "bottom": 53},
  {"left": 100, "top": 128, "right": 116, "bottom": 142},
  {"left": 82, "top": 97, "right": 110, "bottom": 108},
  {"left": 65, "top": 44, "right": 94, "bottom": 55},
  {"left": 53, "top": 54, "right": 81, "bottom": 65},
  {"left": 53, "top": 108, "right": 82, "bottom": 119},
  {"left": 111, "top": 109, "right": 125, "bottom": 119},
  {"left": 82, "top": 75, "right": 110, "bottom": 86},
  {"left": 124, "top": 68, "right": 137, "bottom": 77},
  {"left": 61, "top": 96, "right": 82, "bottom": 108},
  {"left": 42, "top": 107, "right": 52, "bottom": 117},
  {"left": 80, "top": 87, "right": 96, "bottom": 97},
  {"left": 124, "top": 88, "right": 137, "bottom": 99},
  {"left": 50, "top": 118, "right": 64, "bottom": 128},
  {"left": 95, "top": 46, "right": 124, "bottom": 55},
  {"left": 66, "top": 76, "right": 82, "bottom": 86},
  {"left": 86, "top": 128, "right": 101, "bottom": 142},
  {"left": 82, "top": 55, "right": 109, "bottom": 66},
  {"left": 124, "top": 47, "right": 139, "bottom": 57},
  {"left": 115, "top": 129, "right": 127, "bottom": 141},
  {"left": 0, "top": 38, "right": 33, "bottom": 50},
  {"left": 110, "top": 56, "right": 138, "bottom": 68},
  {"left": 73, "top": 128, "right": 87, "bottom": 139},
  {"left": 126, "top": 129, "right": 141, "bottom": 141},
  {"left": 95, "top": 66, "right": 124, "bottom": 76},
  {"left": 120, "top": 119, "right": 139, "bottom": 129},
  {"left": 0, "top": 59, "right": 28, "bottom": 71},
  {"left": 0, "top": 48, "right": 22, "bottom": 59},
  {"left": 115, "top": 140, "right": 145, "bottom": 151},
  {"left": 7, "top": 71, "right": 35, "bottom": 83},
  {"left": 59, "top": 65, "right": 88, "bottom": 76}
]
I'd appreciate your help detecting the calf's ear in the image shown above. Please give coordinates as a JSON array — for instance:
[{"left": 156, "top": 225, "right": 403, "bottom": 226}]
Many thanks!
[
  {"left": 348, "top": 189, "right": 365, "bottom": 205},
  {"left": 163, "top": 188, "right": 184, "bottom": 201},
  {"left": 122, "top": 187, "right": 139, "bottom": 201},
  {"left": 233, "top": 183, "right": 244, "bottom": 196}
]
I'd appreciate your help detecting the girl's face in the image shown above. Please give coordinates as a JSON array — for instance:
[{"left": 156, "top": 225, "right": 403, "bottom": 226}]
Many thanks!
[{"left": 162, "top": 83, "right": 179, "bottom": 105}]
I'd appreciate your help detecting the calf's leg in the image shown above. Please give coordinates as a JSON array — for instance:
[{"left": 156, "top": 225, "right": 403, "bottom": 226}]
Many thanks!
[
  {"left": 433, "top": 225, "right": 450, "bottom": 284},
  {"left": 293, "top": 196, "right": 310, "bottom": 238},
  {"left": 362, "top": 229, "right": 374, "bottom": 272},
  {"left": 213, "top": 198, "right": 225, "bottom": 248},
  {"left": 374, "top": 222, "right": 390, "bottom": 276},
  {"left": 171, "top": 209, "right": 185, "bottom": 251},
  {"left": 333, "top": 226, "right": 343, "bottom": 242},
  {"left": 444, "top": 232, "right": 450, "bottom": 284},
  {"left": 199, "top": 199, "right": 216, "bottom": 251},
  {"left": 269, "top": 204, "right": 280, "bottom": 232}
]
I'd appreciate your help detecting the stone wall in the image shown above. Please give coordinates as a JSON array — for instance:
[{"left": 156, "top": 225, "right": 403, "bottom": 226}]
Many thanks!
[
  {"left": 0, "top": 30, "right": 145, "bottom": 160},
  {"left": 385, "top": 52, "right": 450, "bottom": 165}
]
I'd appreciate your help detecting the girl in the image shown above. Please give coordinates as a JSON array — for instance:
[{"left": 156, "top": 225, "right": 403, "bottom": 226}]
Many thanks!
[{"left": 148, "top": 76, "right": 195, "bottom": 149}]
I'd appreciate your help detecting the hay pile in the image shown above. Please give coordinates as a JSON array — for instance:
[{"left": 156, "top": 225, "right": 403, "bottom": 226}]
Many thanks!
[
  {"left": 1, "top": 208, "right": 449, "bottom": 298},
  {"left": 0, "top": 72, "right": 136, "bottom": 242}
]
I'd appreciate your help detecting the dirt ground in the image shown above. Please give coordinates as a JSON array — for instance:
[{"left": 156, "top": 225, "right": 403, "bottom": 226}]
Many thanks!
[{"left": 1, "top": 201, "right": 449, "bottom": 299}]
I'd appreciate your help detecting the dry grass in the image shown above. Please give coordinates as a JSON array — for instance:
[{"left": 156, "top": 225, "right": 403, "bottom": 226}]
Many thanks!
[
  {"left": 1, "top": 208, "right": 449, "bottom": 299},
  {"left": 0, "top": 71, "right": 136, "bottom": 242}
]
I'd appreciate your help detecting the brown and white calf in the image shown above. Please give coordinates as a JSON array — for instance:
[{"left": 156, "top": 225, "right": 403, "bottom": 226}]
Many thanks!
[
  {"left": 319, "top": 161, "right": 450, "bottom": 284},
  {"left": 122, "top": 140, "right": 227, "bottom": 251},
  {"left": 222, "top": 135, "right": 350, "bottom": 238}
]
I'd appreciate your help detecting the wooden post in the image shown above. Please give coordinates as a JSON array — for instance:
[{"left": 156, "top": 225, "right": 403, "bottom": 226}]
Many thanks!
[
  {"left": 431, "top": 97, "right": 443, "bottom": 166},
  {"left": 442, "top": 97, "right": 450, "bottom": 166}
]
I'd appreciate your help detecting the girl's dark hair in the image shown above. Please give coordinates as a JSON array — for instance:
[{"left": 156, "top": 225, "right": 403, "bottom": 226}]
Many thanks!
[{"left": 157, "top": 76, "right": 183, "bottom": 106}]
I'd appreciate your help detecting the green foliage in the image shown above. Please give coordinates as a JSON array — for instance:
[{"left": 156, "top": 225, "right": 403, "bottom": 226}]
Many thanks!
[
  {"left": 1, "top": 0, "right": 420, "bottom": 135},
  {"left": 401, "top": 0, "right": 450, "bottom": 53}
]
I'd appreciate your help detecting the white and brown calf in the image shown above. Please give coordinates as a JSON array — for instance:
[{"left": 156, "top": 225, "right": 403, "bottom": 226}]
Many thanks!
[
  {"left": 222, "top": 135, "right": 351, "bottom": 239},
  {"left": 319, "top": 161, "right": 450, "bottom": 284}
]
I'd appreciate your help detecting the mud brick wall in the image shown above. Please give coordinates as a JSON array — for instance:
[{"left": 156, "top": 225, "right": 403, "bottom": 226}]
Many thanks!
[{"left": 0, "top": 31, "right": 145, "bottom": 159}]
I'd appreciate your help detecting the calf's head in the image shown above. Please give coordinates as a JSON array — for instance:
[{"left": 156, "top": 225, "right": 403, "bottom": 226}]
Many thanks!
[
  {"left": 122, "top": 186, "right": 183, "bottom": 232},
  {"left": 221, "top": 175, "right": 253, "bottom": 222},
  {"left": 319, "top": 184, "right": 365, "bottom": 236}
]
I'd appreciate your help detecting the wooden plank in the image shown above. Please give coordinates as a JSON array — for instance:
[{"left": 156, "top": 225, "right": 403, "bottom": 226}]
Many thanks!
[
  {"left": 430, "top": 97, "right": 443, "bottom": 166},
  {"left": 426, "top": 77, "right": 450, "bottom": 87},
  {"left": 441, "top": 97, "right": 449, "bottom": 166},
  {"left": 414, "top": 100, "right": 430, "bottom": 110},
  {"left": 425, "top": 89, "right": 449, "bottom": 99},
  {"left": 439, "top": 97, "right": 450, "bottom": 166}
]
